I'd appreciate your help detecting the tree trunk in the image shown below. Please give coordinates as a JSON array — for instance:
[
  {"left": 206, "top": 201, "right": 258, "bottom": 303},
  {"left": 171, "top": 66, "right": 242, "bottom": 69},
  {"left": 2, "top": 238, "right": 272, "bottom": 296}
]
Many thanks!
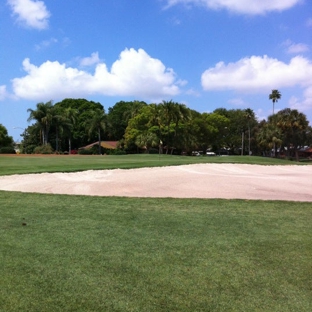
[
  {"left": 68, "top": 138, "right": 72, "bottom": 155},
  {"left": 98, "top": 128, "right": 101, "bottom": 155},
  {"left": 42, "top": 129, "right": 47, "bottom": 145},
  {"left": 55, "top": 128, "right": 59, "bottom": 152},
  {"left": 295, "top": 149, "right": 299, "bottom": 161},
  {"left": 241, "top": 132, "right": 244, "bottom": 156}
]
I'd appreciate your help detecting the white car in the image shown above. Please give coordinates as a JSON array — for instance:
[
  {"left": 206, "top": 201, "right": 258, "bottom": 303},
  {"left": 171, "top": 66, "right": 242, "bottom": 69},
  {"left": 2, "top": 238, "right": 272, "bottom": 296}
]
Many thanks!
[
  {"left": 206, "top": 152, "right": 216, "bottom": 156},
  {"left": 192, "top": 151, "right": 201, "bottom": 156}
]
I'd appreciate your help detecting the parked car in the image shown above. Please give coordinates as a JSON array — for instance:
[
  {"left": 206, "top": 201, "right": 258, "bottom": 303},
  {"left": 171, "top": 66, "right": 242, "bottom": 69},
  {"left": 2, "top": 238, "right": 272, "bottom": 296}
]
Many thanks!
[
  {"left": 192, "top": 151, "right": 201, "bottom": 156},
  {"left": 206, "top": 152, "right": 216, "bottom": 156}
]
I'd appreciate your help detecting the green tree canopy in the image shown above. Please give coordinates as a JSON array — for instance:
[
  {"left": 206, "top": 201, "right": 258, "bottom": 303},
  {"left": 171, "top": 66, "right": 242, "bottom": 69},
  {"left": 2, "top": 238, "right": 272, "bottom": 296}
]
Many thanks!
[
  {"left": 54, "top": 98, "right": 104, "bottom": 148},
  {"left": 107, "top": 100, "right": 147, "bottom": 140},
  {"left": 84, "top": 108, "right": 106, "bottom": 155},
  {"left": 275, "top": 108, "right": 309, "bottom": 159},
  {"left": 0, "top": 124, "right": 14, "bottom": 148},
  {"left": 213, "top": 108, "right": 257, "bottom": 154},
  {"left": 27, "top": 101, "right": 54, "bottom": 145}
]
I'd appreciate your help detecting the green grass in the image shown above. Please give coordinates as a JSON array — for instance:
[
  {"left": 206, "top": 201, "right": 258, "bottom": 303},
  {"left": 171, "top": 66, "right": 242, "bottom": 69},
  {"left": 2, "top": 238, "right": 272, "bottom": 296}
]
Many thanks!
[
  {"left": 1, "top": 155, "right": 311, "bottom": 311},
  {"left": 0, "top": 192, "right": 311, "bottom": 311},
  {"left": 0, "top": 154, "right": 305, "bottom": 176}
]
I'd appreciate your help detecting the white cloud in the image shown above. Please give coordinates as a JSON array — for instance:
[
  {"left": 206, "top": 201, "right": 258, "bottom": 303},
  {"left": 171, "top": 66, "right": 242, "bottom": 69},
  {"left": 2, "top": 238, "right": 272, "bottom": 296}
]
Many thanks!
[
  {"left": 8, "top": 0, "right": 50, "bottom": 30},
  {"left": 201, "top": 55, "right": 312, "bottom": 112},
  {"left": 289, "top": 86, "right": 312, "bottom": 112},
  {"left": 0, "top": 85, "right": 8, "bottom": 100},
  {"left": 287, "top": 43, "right": 309, "bottom": 54},
  {"left": 283, "top": 39, "right": 309, "bottom": 54},
  {"left": 201, "top": 55, "right": 312, "bottom": 91},
  {"left": 164, "top": 0, "right": 301, "bottom": 15},
  {"left": 11, "top": 48, "right": 183, "bottom": 101},
  {"left": 255, "top": 108, "right": 266, "bottom": 121},
  {"left": 79, "top": 52, "right": 100, "bottom": 67}
]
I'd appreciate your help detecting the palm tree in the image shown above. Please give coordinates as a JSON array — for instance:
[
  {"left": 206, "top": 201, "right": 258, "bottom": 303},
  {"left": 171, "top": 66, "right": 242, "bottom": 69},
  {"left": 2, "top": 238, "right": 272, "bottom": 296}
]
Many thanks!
[
  {"left": 269, "top": 90, "right": 281, "bottom": 115},
  {"left": 85, "top": 108, "right": 106, "bottom": 155},
  {"left": 27, "top": 101, "right": 54, "bottom": 145},
  {"left": 123, "top": 100, "right": 146, "bottom": 122},
  {"left": 244, "top": 108, "right": 255, "bottom": 155},
  {"left": 160, "top": 100, "right": 176, "bottom": 154},
  {"left": 135, "top": 132, "right": 159, "bottom": 153},
  {"left": 256, "top": 119, "right": 282, "bottom": 156},
  {"left": 51, "top": 106, "right": 66, "bottom": 152},
  {"left": 171, "top": 103, "right": 191, "bottom": 153},
  {"left": 63, "top": 107, "right": 78, "bottom": 154},
  {"left": 269, "top": 90, "right": 281, "bottom": 156},
  {"left": 275, "top": 108, "right": 309, "bottom": 160},
  {"left": 148, "top": 104, "right": 163, "bottom": 135}
]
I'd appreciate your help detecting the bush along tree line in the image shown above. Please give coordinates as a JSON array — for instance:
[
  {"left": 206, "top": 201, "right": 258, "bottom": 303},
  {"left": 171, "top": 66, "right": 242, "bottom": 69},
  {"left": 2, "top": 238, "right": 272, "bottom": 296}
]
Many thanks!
[{"left": 5, "top": 91, "right": 312, "bottom": 159}]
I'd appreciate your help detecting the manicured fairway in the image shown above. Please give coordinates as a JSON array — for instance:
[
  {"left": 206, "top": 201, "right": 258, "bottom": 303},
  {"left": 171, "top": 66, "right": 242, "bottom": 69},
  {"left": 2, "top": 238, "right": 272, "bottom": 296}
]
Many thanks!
[
  {"left": 1, "top": 192, "right": 311, "bottom": 311},
  {"left": 0, "top": 154, "right": 304, "bottom": 176}
]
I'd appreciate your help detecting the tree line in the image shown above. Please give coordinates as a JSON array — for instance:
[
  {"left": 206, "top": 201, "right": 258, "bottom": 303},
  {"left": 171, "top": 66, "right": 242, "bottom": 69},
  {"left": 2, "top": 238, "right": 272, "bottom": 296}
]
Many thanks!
[{"left": 1, "top": 91, "right": 311, "bottom": 159}]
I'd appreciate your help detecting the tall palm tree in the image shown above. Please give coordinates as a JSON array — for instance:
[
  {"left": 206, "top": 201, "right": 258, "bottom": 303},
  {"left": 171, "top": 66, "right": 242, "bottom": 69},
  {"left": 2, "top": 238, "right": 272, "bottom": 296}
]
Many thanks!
[
  {"left": 172, "top": 104, "right": 190, "bottom": 146},
  {"left": 269, "top": 90, "right": 281, "bottom": 156},
  {"left": 269, "top": 89, "right": 281, "bottom": 115},
  {"left": 244, "top": 108, "right": 255, "bottom": 155},
  {"left": 27, "top": 101, "right": 54, "bottom": 145},
  {"left": 148, "top": 104, "right": 163, "bottom": 134},
  {"left": 85, "top": 108, "right": 106, "bottom": 155},
  {"left": 160, "top": 100, "right": 176, "bottom": 154},
  {"left": 123, "top": 100, "right": 146, "bottom": 122},
  {"left": 63, "top": 107, "right": 78, "bottom": 154},
  {"left": 51, "top": 106, "right": 65, "bottom": 152}
]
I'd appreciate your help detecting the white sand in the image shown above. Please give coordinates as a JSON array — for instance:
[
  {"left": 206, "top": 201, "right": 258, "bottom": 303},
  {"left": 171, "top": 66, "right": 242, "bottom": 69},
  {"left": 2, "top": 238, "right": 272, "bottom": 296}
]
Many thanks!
[{"left": 0, "top": 164, "right": 311, "bottom": 201}]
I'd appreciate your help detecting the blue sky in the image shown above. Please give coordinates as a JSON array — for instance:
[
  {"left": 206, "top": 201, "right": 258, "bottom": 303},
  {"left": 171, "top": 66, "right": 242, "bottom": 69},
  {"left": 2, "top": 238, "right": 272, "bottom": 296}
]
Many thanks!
[{"left": 1, "top": 0, "right": 312, "bottom": 141}]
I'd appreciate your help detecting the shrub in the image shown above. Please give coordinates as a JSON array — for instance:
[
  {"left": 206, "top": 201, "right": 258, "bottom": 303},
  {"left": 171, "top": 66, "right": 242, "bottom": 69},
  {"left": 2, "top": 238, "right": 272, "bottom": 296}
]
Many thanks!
[
  {"left": 0, "top": 146, "right": 16, "bottom": 154},
  {"left": 24, "top": 144, "right": 37, "bottom": 154},
  {"left": 107, "top": 149, "right": 127, "bottom": 155},
  {"left": 148, "top": 148, "right": 159, "bottom": 154},
  {"left": 33, "top": 144, "right": 54, "bottom": 154},
  {"left": 78, "top": 149, "right": 94, "bottom": 155},
  {"left": 78, "top": 147, "right": 127, "bottom": 155}
]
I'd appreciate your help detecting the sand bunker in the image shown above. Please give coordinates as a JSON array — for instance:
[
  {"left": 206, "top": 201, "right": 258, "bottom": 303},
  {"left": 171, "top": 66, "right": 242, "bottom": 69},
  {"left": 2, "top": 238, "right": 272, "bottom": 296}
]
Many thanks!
[{"left": 0, "top": 164, "right": 311, "bottom": 201}]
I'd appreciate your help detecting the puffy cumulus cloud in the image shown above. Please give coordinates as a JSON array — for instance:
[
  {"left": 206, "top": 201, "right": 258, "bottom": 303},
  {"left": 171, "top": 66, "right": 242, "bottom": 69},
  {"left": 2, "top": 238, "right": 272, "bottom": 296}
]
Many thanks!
[
  {"left": 201, "top": 55, "right": 312, "bottom": 91},
  {"left": 11, "top": 48, "right": 183, "bottom": 101},
  {"left": 201, "top": 55, "right": 312, "bottom": 112},
  {"left": 164, "top": 0, "right": 301, "bottom": 15},
  {"left": 8, "top": 0, "right": 50, "bottom": 29},
  {"left": 79, "top": 52, "right": 100, "bottom": 67}
]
